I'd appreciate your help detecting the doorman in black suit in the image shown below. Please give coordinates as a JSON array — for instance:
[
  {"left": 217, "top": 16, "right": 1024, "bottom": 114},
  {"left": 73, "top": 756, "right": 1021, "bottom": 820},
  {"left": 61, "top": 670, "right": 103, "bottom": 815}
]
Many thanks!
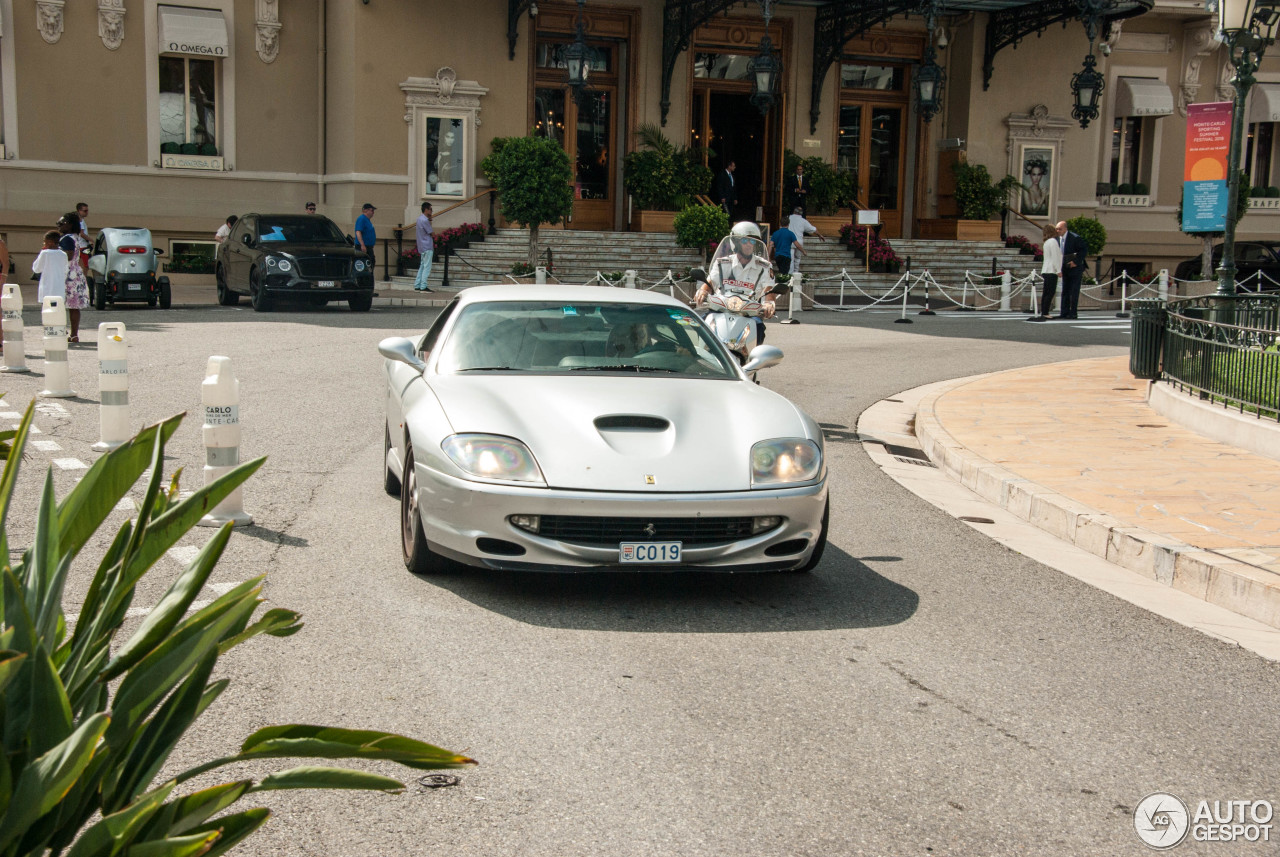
[
  {"left": 787, "top": 163, "right": 809, "bottom": 215},
  {"left": 713, "top": 160, "right": 737, "bottom": 219}
]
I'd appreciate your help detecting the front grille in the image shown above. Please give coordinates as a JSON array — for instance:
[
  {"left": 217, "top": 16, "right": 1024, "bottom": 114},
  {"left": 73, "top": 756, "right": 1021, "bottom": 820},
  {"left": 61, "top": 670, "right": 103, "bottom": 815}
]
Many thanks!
[
  {"left": 537, "top": 515, "right": 755, "bottom": 546},
  {"left": 298, "top": 257, "right": 350, "bottom": 279}
]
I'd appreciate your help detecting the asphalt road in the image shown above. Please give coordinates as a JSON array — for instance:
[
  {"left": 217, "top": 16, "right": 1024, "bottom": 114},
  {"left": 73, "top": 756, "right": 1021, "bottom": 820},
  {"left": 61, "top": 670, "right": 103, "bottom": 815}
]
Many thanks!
[{"left": 1, "top": 300, "right": 1276, "bottom": 856}]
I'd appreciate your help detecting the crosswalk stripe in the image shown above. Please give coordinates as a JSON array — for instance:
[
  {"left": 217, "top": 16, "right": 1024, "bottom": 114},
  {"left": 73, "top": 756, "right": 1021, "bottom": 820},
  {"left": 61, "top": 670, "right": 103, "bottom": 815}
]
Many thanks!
[{"left": 53, "top": 458, "right": 88, "bottom": 470}]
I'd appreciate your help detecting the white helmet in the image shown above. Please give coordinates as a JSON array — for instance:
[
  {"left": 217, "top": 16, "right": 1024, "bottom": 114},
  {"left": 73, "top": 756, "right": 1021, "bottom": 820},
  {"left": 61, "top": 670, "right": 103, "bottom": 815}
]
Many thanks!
[
  {"left": 730, "top": 221, "right": 762, "bottom": 241},
  {"left": 714, "top": 221, "right": 767, "bottom": 264}
]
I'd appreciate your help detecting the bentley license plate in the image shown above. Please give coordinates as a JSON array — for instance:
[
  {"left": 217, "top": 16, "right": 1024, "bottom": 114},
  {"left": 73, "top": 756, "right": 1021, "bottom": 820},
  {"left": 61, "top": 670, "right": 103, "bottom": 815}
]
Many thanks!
[
  {"left": 128, "top": 283, "right": 142, "bottom": 290},
  {"left": 620, "top": 542, "right": 682, "bottom": 564},
  {"left": 317, "top": 280, "right": 337, "bottom": 288}
]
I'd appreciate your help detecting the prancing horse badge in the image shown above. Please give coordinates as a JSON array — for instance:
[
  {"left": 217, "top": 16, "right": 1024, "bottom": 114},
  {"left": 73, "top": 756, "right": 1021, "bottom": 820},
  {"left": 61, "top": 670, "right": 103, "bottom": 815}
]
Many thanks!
[{"left": 645, "top": 475, "right": 656, "bottom": 485}]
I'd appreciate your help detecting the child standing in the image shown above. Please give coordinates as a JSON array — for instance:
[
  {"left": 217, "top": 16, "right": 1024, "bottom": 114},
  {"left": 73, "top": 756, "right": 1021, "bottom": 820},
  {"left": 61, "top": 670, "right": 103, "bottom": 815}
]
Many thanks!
[{"left": 32, "top": 230, "right": 68, "bottom": 305}]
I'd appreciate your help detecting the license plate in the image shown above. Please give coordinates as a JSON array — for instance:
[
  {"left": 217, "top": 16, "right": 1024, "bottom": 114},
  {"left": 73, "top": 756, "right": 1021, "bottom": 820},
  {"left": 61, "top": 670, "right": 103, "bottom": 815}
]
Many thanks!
[
  {"left": 128, "top": 283, "right": 142, "bottom": 291},
  {"left": 317, "top": 280, "right": 337, "bottom": 288},
  {"left": 620, "top": 542, "right": 682, "bottom": 564}
]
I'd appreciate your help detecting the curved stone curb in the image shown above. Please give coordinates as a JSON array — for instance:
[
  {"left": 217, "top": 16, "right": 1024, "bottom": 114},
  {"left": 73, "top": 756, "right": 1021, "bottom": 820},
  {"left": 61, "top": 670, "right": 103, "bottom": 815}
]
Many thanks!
[{"left": 914, "top": 372, "right": 1280, "bottom": 631}]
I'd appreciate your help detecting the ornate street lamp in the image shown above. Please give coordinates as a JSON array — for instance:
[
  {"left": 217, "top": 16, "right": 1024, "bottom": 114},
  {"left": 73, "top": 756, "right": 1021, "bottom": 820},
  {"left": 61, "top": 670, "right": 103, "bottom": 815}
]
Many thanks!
[
  {"left": 1070, "top": 51, "right": 1105, "bottom": 128},
  {"left": 564, "top": 0, "right": 596, "bottom": 106},
  {"left": 913, "top": 0, "right": 946, "bottom": 122},
  {"left": 1215, "top": 0, "right": 1280, "bottom": 295},
  {"left": 749, "top": 0, "right": 781, "bottom": 115},
  {"left": 749, "top": 34, "right": 781, "bottom": 115}
]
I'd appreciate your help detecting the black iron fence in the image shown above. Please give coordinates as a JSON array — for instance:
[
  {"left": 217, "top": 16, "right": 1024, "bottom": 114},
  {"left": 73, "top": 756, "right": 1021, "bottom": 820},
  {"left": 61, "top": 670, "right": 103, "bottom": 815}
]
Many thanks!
[{"left": 1138, "top": 294, "right": 1280, "bottom": 421}]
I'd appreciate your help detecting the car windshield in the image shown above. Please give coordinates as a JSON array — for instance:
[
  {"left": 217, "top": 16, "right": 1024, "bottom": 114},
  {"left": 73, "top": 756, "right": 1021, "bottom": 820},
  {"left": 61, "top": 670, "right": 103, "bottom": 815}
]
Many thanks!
[
  {"left": 436, "top": 301, "right": 738, "bottom": 377},
  {"left": 256, "top": 216, "right": 346, "bottom": 244}
]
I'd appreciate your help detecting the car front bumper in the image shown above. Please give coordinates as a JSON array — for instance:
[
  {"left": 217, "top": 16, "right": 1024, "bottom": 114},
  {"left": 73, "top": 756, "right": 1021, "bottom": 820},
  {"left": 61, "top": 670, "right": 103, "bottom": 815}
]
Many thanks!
[
  {"left": 262, "top": 271, "right": 374, "bottom": 299},
  {"left": 414, "top": 462, "right": 828, "bottom": 572}
]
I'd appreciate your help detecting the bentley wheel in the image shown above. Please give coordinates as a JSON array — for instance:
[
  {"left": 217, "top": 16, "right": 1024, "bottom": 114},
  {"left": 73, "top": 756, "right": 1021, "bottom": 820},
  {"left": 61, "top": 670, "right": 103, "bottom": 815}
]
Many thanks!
[
  {"left": 384, "top": 424, "right": 401, "bottom": 497},
  {"left": 216, "top": 266, "right": 239, "bottom": 306},
  {"left": 401, "top": 445, "right": 447, "bottom": 575},
  {"left": 250, "top": 268, "right": 272, "bottom": 313}
]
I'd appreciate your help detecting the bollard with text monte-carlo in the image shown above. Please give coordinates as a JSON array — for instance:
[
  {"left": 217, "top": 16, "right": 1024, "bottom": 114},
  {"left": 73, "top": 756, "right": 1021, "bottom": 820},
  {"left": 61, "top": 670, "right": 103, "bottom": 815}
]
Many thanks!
[
  {"left": 535, "top": 266, "right": 547, "bottom": 285},
  {"left": 624, "top": 270, "right": 637, "bottom": 289},
  {"left": 779, "top": 273, "right": 801, "bottom": 324},
  {"left": 39, "top": 297, "right": 74, "bottom": 397},
  {"left": 999, "top": 271, "right": 1013, "bottom": 312},
  {"left": 92, "top": 322, "right": 129, "bottom": 452},
  {"left": 197, "top": 356, "right": 253, "bottom": 527},
  {"left": 1159, "top": 268, "right": 1170, "bottom": 301},
  {"left": 0, "top": 284, "right": 30, "bottom": 374}
]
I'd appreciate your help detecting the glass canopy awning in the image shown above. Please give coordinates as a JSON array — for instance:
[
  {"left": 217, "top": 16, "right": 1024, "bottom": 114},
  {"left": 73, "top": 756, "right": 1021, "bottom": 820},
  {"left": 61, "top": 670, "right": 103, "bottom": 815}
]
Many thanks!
[{"left": 507, "top": 0, "right": 1155, "bottom": 130}]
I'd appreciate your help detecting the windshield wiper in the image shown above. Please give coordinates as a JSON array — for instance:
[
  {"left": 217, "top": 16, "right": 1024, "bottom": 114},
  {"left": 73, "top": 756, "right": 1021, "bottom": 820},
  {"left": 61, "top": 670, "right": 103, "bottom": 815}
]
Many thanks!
[
  {"left": 459, "top": 366, "right": 518, "bottom": 372},
  {"left": 568, "top": 365, "right": 679, "bottom": 373}
]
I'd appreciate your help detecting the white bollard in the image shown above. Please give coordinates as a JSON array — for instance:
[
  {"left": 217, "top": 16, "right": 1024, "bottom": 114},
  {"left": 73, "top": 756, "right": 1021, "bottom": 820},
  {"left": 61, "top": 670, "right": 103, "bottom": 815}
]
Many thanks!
[
  {"left": 667, "top": 270, "right": 676, "bottom": 300},
  {"left": 92, "top": 322, "right": 129, "bottom": 452},
  {"left": 780, "top": 273, "right": 801, "bottom": 324},
  {"left": 535, "top": 266, "right": 547, "bottom": 285},
  {"left": 999, "top": 271, "right": 1012, "bottom": 312},
  {"left": 1159, "top": 268, "right": 1169, "bottom": 301},
  {"left": 624, "top": 269, "right": 637, "bottom": 289},
  {"left": 197, "top": 356, "right": 253, "bottom": 527},
  {"left": 1116, "top": 270, "right": 1132, "bottom": 318},
  {"left": 0, "top": 284, "right": 30, "bottom": 374},
  {"left": 39, "top": 297, "right": 74, "bottom": 398},
  {"left": 839, "top": 269, "right": 847, "bottom": 306}
]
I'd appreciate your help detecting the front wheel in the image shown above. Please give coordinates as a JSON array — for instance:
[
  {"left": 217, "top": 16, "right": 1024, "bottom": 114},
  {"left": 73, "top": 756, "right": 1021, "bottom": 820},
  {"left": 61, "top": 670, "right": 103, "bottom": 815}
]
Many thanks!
[
  {"left": 793, "top": 497, "right": 830, "bottom": 573},
  {"left": 383, "top": 424, "right": 401, "bottom": 496},
  {"left": 250, "top": 268, "right": 272, "bottom": 313},
  {"left": 401, "top": 445, "right": 449, "bottom": 575},
  {"left": 216, "top": 266, "right": 239, "bottom": 306},
  {"left": 349, "top": 293, "right": 373, "bottom": 312},
  {"left": 159, "top": 279, "right": 172, "bottom": 308}
]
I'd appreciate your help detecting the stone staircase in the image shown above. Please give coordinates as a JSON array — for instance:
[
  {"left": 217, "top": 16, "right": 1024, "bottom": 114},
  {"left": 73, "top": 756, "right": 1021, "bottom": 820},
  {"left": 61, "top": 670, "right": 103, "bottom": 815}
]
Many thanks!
[{"left": 388, "top": 229, "right": 1044, "bottom": 306}]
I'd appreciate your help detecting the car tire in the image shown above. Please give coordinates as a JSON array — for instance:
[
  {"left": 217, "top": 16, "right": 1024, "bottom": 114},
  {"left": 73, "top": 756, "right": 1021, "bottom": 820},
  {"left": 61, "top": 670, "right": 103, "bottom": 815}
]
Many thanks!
[
  {"left": 159, "top": 279, "right": 172, "bottom": 309},
  {"left": 250, "top": 268, "right": 272, "bottom": 313},
  {"left": 349, "top": 293, "right": 373, "bottom": 312},
  {"left": 793, "top": 497, "right": 829, "bottom": 573},
  {"left": 94, "top": 285, "right": 106, "bottom": 311},
  {"left": 147, "top": 297, "right": 157, "bottom": 307},
  {"left": 216, "top": 266, "right": 239, "bottom": 306},
  {"left": 401, "top": 445, "right": 448, "bottom": 575},
  {"left": 384, "top": 424, "right": 401, "bottom": 497}
]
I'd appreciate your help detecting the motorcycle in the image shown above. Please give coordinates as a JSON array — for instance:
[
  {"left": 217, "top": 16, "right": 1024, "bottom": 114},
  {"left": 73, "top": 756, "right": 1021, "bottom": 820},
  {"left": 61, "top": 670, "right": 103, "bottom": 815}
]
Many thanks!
[{"left": 692, "top": 230, "right": 788, "bottom": 379}]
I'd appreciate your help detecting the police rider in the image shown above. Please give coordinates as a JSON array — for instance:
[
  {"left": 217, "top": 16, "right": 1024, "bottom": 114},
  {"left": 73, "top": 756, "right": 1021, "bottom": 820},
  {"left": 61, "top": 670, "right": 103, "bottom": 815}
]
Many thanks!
[{"left": 694, "top": 221, "right": 777, "bottom": 345}]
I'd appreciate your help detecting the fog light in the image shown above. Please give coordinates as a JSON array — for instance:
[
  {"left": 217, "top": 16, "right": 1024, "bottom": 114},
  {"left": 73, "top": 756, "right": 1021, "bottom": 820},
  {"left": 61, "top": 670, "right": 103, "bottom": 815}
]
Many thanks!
[
  {"left": 510, "top": 514, "right": 540, "bottom": 534},
  {"left": 752, "top": 515, "right": 782, "bottom": 534}
]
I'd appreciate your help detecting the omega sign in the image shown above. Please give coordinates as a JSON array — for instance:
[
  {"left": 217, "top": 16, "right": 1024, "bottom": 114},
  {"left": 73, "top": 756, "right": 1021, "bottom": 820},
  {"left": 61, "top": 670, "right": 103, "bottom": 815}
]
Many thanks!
[{"left": 168, "top": 42, "right": 225, "bottom": 55}]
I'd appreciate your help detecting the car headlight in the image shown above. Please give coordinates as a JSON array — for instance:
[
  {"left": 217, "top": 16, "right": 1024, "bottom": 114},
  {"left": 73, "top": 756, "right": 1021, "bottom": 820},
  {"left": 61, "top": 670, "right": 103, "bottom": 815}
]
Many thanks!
[
  {"left": 265, "top": 256, "right": 293, "bottom": 273},
  {"left": 354, "top": 259, "right": 367, "bottom": 272},
  {"left": 442, "top": 434, "right": 546, "bottom": 485},
  {"left": 750, "top": 439, "right": 822, "bottom": 487}
]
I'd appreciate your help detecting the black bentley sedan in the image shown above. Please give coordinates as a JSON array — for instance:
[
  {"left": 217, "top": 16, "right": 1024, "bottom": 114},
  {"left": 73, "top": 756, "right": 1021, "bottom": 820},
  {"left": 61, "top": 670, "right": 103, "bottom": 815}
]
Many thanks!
[{"left": 214, "top": 214, "right": 376, "bottom": 312}]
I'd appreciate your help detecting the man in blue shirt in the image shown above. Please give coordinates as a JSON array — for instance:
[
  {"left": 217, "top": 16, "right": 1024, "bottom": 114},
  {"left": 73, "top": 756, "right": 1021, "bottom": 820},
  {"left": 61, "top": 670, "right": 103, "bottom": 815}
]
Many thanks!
[
  {"left": 768, "top": 225, "right": 799, "bottom": 275},
  {"left": 355, "top": 203, "right": 377, "bottom": 264}
]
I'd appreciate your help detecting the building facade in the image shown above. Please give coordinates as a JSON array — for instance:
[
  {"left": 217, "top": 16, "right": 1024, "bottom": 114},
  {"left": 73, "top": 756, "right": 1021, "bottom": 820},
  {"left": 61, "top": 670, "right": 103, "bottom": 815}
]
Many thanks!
[{"left": 1, "top": 0, "right": 1277, "bottom": 277}]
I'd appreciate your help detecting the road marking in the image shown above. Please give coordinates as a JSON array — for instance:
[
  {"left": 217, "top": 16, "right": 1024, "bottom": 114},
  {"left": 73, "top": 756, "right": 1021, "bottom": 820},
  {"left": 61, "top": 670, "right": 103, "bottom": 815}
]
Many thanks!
[
  {"left": 0, "top": 412, "right": 21, "bottom": 419},
  {"left": 67, "top": 598, "right": 214, "bottom": 625},
  {"left": 53, "top": 458, "right": 88, "bottom": 470},
  {"left": 32, "top": 440, "right": 62, "bottom": 452},
  {"left": 206, "top": 581, "right": 242, "bottom": 595},
  {"left": 114, "top": 497, "right": 135, "bottom": 513},
  {"left": 1075, "top": 325, "right": 1132, "bottom": 331}
]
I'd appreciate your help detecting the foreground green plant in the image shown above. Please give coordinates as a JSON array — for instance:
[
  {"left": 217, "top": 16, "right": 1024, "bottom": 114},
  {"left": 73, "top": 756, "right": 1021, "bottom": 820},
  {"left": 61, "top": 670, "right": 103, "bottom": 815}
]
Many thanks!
[{"left": 0, "top": 404, "right": 473, "bottom": 857}]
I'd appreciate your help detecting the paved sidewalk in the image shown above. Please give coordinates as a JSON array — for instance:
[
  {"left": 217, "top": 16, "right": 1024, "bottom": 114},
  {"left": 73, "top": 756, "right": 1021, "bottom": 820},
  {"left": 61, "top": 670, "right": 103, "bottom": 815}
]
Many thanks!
[{"left": 915, "top": 356, "right": 1280, "bottom": 630}]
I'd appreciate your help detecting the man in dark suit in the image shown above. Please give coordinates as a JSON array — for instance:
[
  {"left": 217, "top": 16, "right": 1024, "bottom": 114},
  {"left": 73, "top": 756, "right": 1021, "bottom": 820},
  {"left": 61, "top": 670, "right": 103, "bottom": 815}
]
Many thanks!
[
  {"left": 786, "top": 163, "right": 809, "bottom": 216},
  {"left": 1056, "top": 220, "right": 1088, "bottom": 319},
  {"left": 713, "top": 160, "right": 737, "bottom": 219}
]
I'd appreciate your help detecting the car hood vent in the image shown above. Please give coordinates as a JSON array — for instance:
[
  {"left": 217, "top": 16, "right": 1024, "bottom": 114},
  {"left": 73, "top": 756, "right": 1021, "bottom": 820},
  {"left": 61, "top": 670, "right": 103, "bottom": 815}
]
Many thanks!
[{"left": 594, "top": 415, "right": 670, "bottom": 431}]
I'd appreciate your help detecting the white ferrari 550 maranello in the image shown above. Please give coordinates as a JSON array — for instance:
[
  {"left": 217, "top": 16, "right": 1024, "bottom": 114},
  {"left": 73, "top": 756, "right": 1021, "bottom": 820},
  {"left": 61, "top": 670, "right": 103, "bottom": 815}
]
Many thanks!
[{"left": 379, "top": 285, "right": 828, "bottom": 574}]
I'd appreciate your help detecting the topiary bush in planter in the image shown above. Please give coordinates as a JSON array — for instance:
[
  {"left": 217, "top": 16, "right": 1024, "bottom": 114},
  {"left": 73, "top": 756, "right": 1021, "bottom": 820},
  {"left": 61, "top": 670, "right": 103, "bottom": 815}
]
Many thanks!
[
  {"left": 952, "top": 159, "right": 1021, "bottom": 220},
  {"left": 622, "top": 124, "right": 711, "bottom": 212},
  {"left": 1133, "top": 182, "right": 1149, "bottom": 195},
  {"left": 674, "top": 204, "right": 730, "bottom": 263},
  {"left": 783, "top": 150, "right": 856, "bottom": 216},
  {"left": 1065, "top": 216, "right": 1108, "bottom": 256},
  {"left": 1116, "top": 183, "right": 1135, "bottom": 195}
]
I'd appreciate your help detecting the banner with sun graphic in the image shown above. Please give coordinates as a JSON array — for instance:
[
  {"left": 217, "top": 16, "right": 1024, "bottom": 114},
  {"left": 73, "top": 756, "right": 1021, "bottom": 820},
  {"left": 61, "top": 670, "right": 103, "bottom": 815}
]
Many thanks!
[{"left": 1182, "top": 102, "right": 1233, "bottom": 232}]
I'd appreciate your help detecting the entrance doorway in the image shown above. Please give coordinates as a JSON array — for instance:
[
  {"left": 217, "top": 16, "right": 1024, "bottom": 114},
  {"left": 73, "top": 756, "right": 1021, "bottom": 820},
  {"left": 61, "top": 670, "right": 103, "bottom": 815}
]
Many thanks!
[
  {"left": 534, "top": 85, "right": 616, "bottom": 230},
  {"left": 836, "top": 60, "right": 912, "bottom": 237},
  {"left": 694, "top": 92, "right": 768, "bottom": 223}
]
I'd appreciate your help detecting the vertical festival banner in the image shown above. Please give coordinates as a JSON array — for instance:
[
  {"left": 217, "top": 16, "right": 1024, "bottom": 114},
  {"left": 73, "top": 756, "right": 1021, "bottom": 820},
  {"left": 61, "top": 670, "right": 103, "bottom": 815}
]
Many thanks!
[{"left": 1182, "top": 102, "right": 1233, "bottom": 232}]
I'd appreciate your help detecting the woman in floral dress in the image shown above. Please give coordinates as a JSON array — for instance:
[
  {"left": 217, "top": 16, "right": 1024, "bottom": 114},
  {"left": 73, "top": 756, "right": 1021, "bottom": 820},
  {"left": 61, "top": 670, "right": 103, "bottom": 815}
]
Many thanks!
[{"left": 57, "top": 213, "right": 89, "bottom": 341}]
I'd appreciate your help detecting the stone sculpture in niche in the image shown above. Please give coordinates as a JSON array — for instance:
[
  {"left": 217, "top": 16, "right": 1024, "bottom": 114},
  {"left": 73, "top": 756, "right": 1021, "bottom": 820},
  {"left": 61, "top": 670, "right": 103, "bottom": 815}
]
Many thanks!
[
  {"left": 37, "top": 0, "right": 65, "bottom": 44},
  {"left": 99, "top": 0, "right": 126, "bottom": 51},
  {"left": 256, "top": 0, "right": 281, "bottom": 63}
]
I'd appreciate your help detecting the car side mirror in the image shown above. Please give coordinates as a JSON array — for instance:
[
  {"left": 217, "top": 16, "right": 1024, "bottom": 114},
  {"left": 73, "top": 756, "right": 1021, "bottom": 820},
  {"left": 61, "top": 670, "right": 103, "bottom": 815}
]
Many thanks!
[
  {"left": 689, "top": 268, "right": 707, "bottom": 283},
  {"left": 742, "top": 344, "right": 783, "bottom": 373},
  {"left": 378, "top": 337, "right": 427, "bottom": 372},
  {"left": 153, "top": 248, "right": 164, "bottom": 256},
  {"left": 242, "top": 234, "right": 254, "bottom": 247}
]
